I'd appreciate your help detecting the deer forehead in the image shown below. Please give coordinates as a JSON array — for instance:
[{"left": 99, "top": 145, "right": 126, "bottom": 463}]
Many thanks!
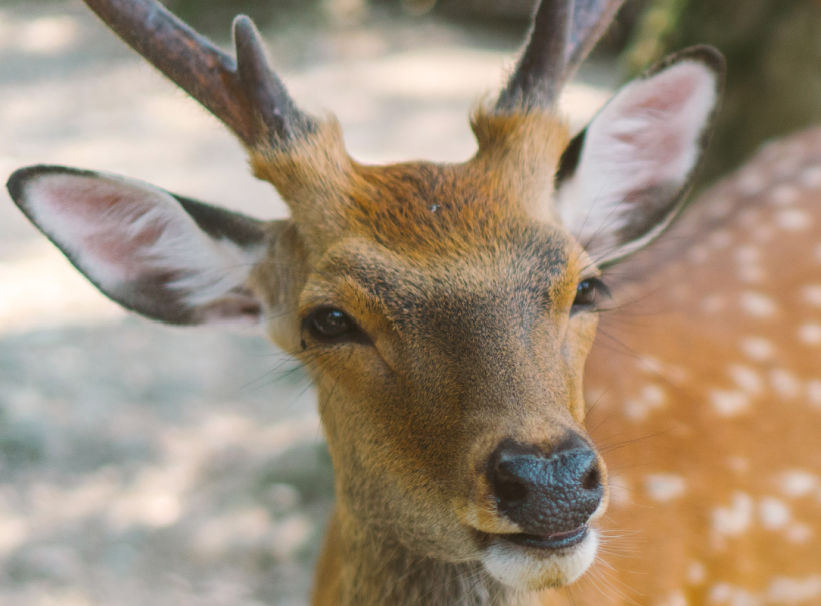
[
  {"left": 301, "top": 224, "right": 586, "bottom": 322},
  {"left": 251, "top": 112, "right": 572, "bottom": 248}
]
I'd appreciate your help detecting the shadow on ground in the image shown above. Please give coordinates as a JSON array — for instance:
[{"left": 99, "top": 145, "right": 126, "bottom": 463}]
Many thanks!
[{"left": 0, "top": 318, "right": 331, "bottom": 605}]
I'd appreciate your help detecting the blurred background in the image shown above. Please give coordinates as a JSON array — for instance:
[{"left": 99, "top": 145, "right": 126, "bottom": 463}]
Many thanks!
[{"left": 1, "top": 1, "right": 819, "bottom": 604}]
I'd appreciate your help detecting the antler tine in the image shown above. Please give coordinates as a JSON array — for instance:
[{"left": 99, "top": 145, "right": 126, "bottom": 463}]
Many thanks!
[
  {"left": 82, "top": 0, "right": 315, "bottom": 147},
  {"left": 562, "top": 0, "right": 624, "bottom": 81},
  {"left": 496, "top": 0, "right": 623, "bottom": 112},
  {"left": 496, "top": 0, "right": 572, "bottom": 112}
]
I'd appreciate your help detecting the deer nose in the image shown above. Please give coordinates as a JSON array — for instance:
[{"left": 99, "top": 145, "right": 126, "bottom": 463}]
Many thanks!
[{"left": 487, "top": 434, "right": 603, "bottom": 538}]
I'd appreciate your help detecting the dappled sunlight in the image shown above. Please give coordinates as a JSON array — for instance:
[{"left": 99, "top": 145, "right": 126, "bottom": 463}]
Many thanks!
[
  {"left": 0, "top": 496, "right": 27, "bottom": 556},
  {"left": 0, "top": 241, "right": 124, "bottom": 336},
  {"left": 1, "top": 316, "right": 324, "bottom": 603},
  {"left": 352, "top": 48, "right": 507, "bottom": 100},
  {"left": 560, "top": 79, "right": 613, "bottom": 131},
  {"left": 0, "top": 13, "right": 80, "bottom": 56}
]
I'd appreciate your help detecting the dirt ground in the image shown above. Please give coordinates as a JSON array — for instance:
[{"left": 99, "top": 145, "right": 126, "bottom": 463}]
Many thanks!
[{"left": 0, "top": 1, "right": 615, "bottom": 604}]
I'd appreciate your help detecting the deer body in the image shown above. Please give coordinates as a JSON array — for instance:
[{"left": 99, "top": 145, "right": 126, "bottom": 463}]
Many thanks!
[
  {"left": 554, "top": 128, "right": 821, "bottom": 605},
  {"left": 7, "top": 1, "right": 819, "bottom": 604}
]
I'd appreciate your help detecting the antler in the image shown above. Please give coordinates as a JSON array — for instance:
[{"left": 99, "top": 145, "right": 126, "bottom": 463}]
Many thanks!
[
  {"left": 82, "top": 0, "right": 316, "bottom": 147},
  {"left": 496, "top": 0, "right": 624, "bottom": 112}
]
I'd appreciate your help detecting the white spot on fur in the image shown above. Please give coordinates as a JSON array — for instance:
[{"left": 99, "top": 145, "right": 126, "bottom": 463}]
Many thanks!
[
  {"left": 625, "top": 384, "right": 668, "bottom": 420},
  {"left": 776, "top": 208, "right": 812, "bottom": 231},
  {"left": 706, "top": 576, "right": 821, "bottom": 605},
  {"left": 778, "top": 470, "right": 819, "bottom": 498},
  {"left": 687, "top": 560, "right": 707, "bottom": 585},
  {"left": 770, "top": 369, "right": 801, "bottom": 398},
  {"left": 707, "top": 582, "right": 758, "bottom": 606},
  {"left": 726, "top": 457, "right": 750, "bottom": 474},
  {"left": 785, "top": 523, "right": 813, "bottom": 544},
  {"left": 758, "top": 496, "right": 791, "bottom": 530},
  {"left": 638, "top": 355, "right": 664, "bottom": 375},
  {"left": 740, "top": 291, "right": 777, "bottom": 317},
  {"left": 641, "top": 384, "right": 667, "bottom": 406},
  {"left": 709, "top": 389, "right": 751, "bottom": 416},
  {"left": 644, "top": 473, "right": 687, "bottom": 502},
  {"left": 770, "top": 184, "right": 799, "bottom": 205},
  {"left": 734, "top": 245, "right": 760, "bottom": 264},
  {"left": 740, "top": 337, "right": 774, "bottom": 361},
  {"left": 802, "top": 285, "right": 821, "bottom": 307},
  {"left": 728, "top": 364, "right": 763, "bottom": 395},
  {"left": 734, "top": 247, "right": 765, "bottom": 283},
  {"left": 800, "top": 165, "right": 821, "bottom": 189},
  {"left": 767, "top": 575, "right": 821, "bottom": 603},
  {"left": 798, "top": 323, "right": 821, "bottom": 346},
  {"left": 708, "top": 229, "right": 732, "bottom": 249},
  {"left": 807, "top": 380, "right": 821, "bottom": 408},
  {"left": 712, "top": 492, "right": 753, "bottom": 537},
  {"left": 738, "top": 171, "right": 766, "bottom": 196},
  {"left": 739, "top": 265, "right": 765, "bottom": 284},
  {"left": 656, "top": 591, "right": 687, "bottom": 606},
  {"left": 607, "top": 475, "right": 632, "bottom": 508},
  {"left": 701, "top": 294, "right": 726, "bottom": 314}
]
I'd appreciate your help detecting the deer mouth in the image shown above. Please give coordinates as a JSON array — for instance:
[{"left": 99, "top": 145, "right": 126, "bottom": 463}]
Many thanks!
[
  {"left": 478, "top": 525, "right": 598, "bottom": 590},
  {"left": 497, "top": 524, "right": 588, "bottom": 550}
]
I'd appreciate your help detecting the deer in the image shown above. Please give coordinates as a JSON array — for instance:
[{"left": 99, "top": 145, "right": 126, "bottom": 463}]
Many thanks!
[{"left": 6, "top": 0, "right": 820, "bottom": 604}]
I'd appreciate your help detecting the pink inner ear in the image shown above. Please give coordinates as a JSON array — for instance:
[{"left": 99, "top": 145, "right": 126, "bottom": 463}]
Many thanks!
[
  {"left": 33, "top": 175, "right": 179, "bottom": 284},
  {"left": 632, "top": 68, "right": 701, "bottom": 115},
  {"left": 611, "top": 123, "right": 684, "bottom": 167},
  {"left": 599, "top": 61, "right": 716, "bottom": 186},
  {"left": 617, "top": 78, "right": 695, "bottom": 158}
]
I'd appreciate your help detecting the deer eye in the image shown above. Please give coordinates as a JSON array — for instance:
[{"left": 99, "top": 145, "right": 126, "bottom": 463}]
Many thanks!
[
  {"left": 572, "top": 278, "right": 610, "bottom": 313},
  {"left": 304, "top": 307, "right": 366, "bottom": 344}
]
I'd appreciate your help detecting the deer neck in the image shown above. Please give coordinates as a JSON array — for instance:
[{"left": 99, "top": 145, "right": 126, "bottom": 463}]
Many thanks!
[{"left": 313, "top": 506, "right": 536, "bottom": 606}]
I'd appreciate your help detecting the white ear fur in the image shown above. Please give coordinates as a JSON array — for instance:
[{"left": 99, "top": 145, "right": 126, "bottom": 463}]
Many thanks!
[
  {"left": 8, "top": 166, "right": 268, "bottom": 328},
  {"left": 556, "top": 47, "right": 724, "bottom": 265}
]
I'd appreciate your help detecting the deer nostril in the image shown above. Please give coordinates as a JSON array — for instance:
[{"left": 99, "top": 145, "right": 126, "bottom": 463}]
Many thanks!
[
  {"left": 494, "top": 477, "right": 528, "bottom": 503},
  {"left": 582, "top": 465, "right": 601, "bottom": 492}
]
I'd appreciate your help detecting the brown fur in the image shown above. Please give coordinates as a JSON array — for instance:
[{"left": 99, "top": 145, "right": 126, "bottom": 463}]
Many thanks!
[
  {"left": 249, "top": 110, "right": 569, "bottom": 254},
  {"left": 245, "top": 108, "right": 607, "bottom": 605},
  {"left": 246, "top": 99, "right": 821, "bottom": 604}
]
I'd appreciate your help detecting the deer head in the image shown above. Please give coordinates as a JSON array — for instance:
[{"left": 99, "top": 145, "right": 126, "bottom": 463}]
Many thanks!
[{"left": 7, "top": 0, "right": 723, "bottom": 600}]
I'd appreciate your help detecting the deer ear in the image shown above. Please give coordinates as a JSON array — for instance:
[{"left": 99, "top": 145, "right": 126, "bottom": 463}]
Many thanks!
[
  {"left": 7, "top": 165, "right": 269, "bottom": 328},
  {"left": 555, "top": 46, "right": 724, "bottom": 266}
]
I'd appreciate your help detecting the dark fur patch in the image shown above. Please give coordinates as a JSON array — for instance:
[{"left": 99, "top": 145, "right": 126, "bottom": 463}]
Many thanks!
[{"left": 555, "top": 128, "right": 586, "bottom": 184}]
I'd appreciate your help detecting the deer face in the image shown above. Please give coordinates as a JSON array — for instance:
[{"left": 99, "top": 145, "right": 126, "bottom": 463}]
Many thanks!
[
  {"left": 254, "top": 77, "right": 719, "bottom": 585},
  {"left": 6, "top": 0, "right": 724, "bottom": 595},
  {"left": 293, "top": 228, "right": 605, "bottom": 588},
  {"left": 259, "top": 119, "right": 605, "bottom": 586}
]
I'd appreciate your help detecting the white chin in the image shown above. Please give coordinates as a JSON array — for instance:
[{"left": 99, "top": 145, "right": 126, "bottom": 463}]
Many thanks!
[{"left": 480, "top": 529, "right": 598, "bottom": 591}]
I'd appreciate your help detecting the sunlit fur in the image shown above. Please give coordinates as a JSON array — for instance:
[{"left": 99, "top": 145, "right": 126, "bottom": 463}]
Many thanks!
[{"left": 245, "top": 108, "right": 610, "bottom": 604}]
